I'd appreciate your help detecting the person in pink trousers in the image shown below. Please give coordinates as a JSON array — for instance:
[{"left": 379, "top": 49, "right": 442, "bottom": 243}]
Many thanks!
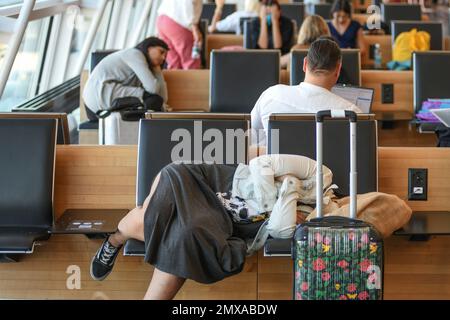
[{"left": 156, "top": 0, "right": 203, "bottom": 70}]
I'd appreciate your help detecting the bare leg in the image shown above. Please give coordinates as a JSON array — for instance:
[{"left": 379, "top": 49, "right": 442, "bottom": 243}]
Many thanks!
[
  {"left": 108, "top": 173, "right": 161, "bottom": 247},
  {"left": 103, "top": 172, "right": 186, "bottom": 299},
  {"left": 143, "top": 268, "right": 186, "bottom": 300}
]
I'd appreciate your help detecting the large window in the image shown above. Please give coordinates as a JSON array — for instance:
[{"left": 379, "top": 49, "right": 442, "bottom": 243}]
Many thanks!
[
  {"left": 0, "top": 18, "right": 50, "bottom": 111},
  {"left": 0, "top": 0, "right": 158, "bottom": 111},
  {"left": 41, "top": 2, "right": 113, "bottom": 89},
  {"left": 0, "top": 1, "right": 24, "bottom": 7},
  {"left": 124, "top": 0, "right": 147, "bottom": 47}
]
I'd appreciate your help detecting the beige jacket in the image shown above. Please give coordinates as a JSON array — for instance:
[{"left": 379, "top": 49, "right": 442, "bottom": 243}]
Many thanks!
[{"left": 307, "top": 192, "right": 413, "bottom": 238}]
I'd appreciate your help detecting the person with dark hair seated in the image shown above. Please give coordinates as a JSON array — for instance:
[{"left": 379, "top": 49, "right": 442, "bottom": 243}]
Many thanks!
[
  {"left": 249, "top": 0, "right": 294, "bottom": 55},
  {"left": 251, "top": 37, "right": 361, "bottom": 145},
  {"left": 328, "top": 0, "right": 366, "bottom": 57},
  {"left": 82, "top": 37, "right": 169, "bottom": 121}
]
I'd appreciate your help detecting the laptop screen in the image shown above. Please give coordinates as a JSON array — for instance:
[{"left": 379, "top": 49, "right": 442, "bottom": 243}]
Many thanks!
[
  {"left": 431, "top": 109, "right": 450, "bottom": 127},
  {"left": 331, "top": 85, "right": 374, "bottom": 113}
]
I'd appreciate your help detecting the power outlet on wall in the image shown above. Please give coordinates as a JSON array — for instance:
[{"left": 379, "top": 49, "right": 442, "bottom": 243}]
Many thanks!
[
  {"left": 408, "top": 168, "right": 428, "bottom": 201},
  {"left": 382, "top": 84, "right": 394, "bottom": 104},
  {"left": 369, "top": 44, "right": 375, "bottom": 60}
]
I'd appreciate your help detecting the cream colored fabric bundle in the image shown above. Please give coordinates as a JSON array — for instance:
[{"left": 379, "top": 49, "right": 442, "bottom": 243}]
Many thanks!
[{"left": 307, "top": 192, "right": 413, "bottom": 238}]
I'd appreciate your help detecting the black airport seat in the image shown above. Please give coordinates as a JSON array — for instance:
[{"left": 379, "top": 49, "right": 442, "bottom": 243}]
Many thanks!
[
  {"left": 124, "top": 113, "right": 250, "bottom": 256},
  {"left": 263, "top": 114, "right": 378, "bottom": 256},
  {"left": 124, "top": 238, "right": 146, "bottom": 256},
  {"left": 200, "top": 3, "right": 237, "bottom": 24},
  {"left": 0, "top": 118, "right": 57, "bottom": 261},
  {"left": 312, "top": 3, "right": 332, "bottom": 19},
  {"left": 0, "top": 112, "right": 70, "bottom": 144},
  {"left": 280, "top": 3, "right": 305, "bottom": 30},
  {"left": 210, "top": 50, "right": 280, "bottom": 113}
]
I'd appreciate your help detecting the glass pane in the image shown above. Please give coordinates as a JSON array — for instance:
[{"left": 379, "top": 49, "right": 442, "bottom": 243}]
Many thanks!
[
  {"left": 125, "top": 0, "right": 146, "bottom": 46},
  {"left": 0, "top": 18, "right": 49, "bottom": 111},
  {"left": 64, "top": 2, "right": 113, "bottom": 79},
  {"left": 0, "top": 0, "right": 23, "bottom": 7},
  {"left": 0, "top": 43, "right": 7, "bottom": 67}
]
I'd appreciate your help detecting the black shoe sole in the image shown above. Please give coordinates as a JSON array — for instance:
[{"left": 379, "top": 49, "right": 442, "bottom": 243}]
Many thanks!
[{"left": 90, "top": 255, "right": 113, "bottom": 281}]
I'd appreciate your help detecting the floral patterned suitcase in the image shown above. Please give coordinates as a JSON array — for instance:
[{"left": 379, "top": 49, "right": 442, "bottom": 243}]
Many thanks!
[{"left": 293, "top": 110, "right": 383, "bottom": 300}]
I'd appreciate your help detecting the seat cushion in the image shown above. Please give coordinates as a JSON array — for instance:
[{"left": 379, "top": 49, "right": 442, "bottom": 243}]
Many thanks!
[
  {"left": 79, "top": 120, "right": 99, "bottom": 130},
  {"left": 123, "top": 239, "right": 145, "bottom": 256},
  {"left": 0, "top": 227, "right": 50, "bottom": 253},
  {"left": 263, "top": 238, "right": 291, "bottom": 257}
]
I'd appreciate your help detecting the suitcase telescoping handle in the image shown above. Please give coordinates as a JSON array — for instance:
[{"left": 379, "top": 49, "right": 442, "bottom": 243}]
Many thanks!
[{"left": 315, "top": 110, "right": 357, "bottom": 219}]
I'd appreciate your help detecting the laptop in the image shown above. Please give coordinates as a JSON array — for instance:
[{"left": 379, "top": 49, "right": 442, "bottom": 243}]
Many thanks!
[
  {"left": 431, "top": 108, "right": 450, "bottom": 128},
  {"left": 331, "top": 84, "right": 374, "bottom": 113}
]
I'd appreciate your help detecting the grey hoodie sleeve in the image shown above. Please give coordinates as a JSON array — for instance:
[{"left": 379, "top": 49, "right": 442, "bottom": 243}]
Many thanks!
[{"left": 123, "top": 49, "right": 168, "bottom": 102}]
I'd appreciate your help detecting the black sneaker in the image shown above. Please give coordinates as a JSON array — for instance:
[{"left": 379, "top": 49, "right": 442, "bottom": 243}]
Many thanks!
[{"left": 90, "top": 238, "right": 123, "bottom": 281}]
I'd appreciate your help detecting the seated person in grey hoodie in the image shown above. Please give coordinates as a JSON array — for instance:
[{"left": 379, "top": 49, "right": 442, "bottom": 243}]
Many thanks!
[{"left": 82, "top": 37, "right": 169, "bottom": 121}]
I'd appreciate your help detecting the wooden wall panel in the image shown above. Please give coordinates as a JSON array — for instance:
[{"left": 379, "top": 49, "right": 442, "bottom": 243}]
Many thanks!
[
  {"left": 0, "top": 235, "right": 257, "bottom": 300},
  {"left": 206, "top": 34, "right": 244, "bottom": 68},
  {"left": 362, "top": 35, "right": 392, "bottom": 67},
  {"left": 54, "top": 145, "right": 137, "bottom": 219},
  {"left": 378, "top": 147, "right": 450, "bottom": 211},
  {"left": 163, "top": 70, "right": 210, "bottom": 112},
  {"left": 257, "top": 251, "right": 292, "bottom": 300},
  {"left": 280, "top": 69, "right": 289, "bottom": 85},
  {"left": 377, "top": 121, "right": 438, "bottom": 147},
  {"left": 383, "top": 235, "right": 450, "bottom": 300},
  {"left": 361, "top": 70, "right": 414, "bottom": 119}
]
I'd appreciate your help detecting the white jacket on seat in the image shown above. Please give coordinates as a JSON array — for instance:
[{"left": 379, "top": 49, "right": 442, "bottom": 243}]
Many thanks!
[{"left": 231, "top": 154, "right": 335, "bottom": 254}]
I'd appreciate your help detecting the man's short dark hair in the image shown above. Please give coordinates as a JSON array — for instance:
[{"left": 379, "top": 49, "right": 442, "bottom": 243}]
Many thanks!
[{"left": 306, "top": 37, "right": 342, "bottom": 73}]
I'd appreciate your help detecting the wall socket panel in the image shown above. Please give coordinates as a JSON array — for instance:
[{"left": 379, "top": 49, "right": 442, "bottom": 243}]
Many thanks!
[
  {"left": 382, "top": 84, "right": 394, "bottom": 104},
  {"left": 408, "top": 168, "right": 428, "bottom": 201},
  {"left": 369, "top": 44, "right": 375, "bottom": 60}
]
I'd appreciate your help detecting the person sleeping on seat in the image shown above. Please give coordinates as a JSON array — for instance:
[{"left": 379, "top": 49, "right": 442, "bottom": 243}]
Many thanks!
[
  {"left": 89, "top": 151, "right": 411, "bottom": 300},
  {"left": 89, "top": 154, "right": 335, "bottom": 299},
  {"left": 82, "top": 37, "right": 169, "bottom": 121}
]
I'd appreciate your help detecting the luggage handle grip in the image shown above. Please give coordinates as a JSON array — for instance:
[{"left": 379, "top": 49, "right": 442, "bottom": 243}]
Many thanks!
[
  {"left": 316, "top": 110, "right": 357, "bottom": 219},
  {"left": 316, "top": 110, "right": 358, "bottom": 123}
]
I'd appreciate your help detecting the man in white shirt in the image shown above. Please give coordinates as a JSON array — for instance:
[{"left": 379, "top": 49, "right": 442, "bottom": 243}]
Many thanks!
[{"left": 251, "top": 37, "right": 362, "bottom": 145}]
